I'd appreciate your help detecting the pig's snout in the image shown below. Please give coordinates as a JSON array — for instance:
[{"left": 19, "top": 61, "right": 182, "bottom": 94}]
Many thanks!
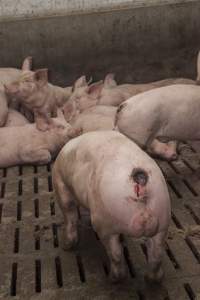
[{"left": 130, "top": 208, "right": 159, "bottom": 238}]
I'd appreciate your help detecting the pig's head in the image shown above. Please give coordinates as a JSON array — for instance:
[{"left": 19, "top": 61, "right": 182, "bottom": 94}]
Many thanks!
[
  {"left": 4, "top": 69, "right": 49, "bottom": 107},
  {"left": 51, "top": 109, "right": 82, "bottom": 151},
  {"left": 70, "top": 76, "right": 104, "bottom": 110}
]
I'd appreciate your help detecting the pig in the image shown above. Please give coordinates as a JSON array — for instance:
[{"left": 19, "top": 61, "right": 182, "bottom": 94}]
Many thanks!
[
  {"left": 0, "top": 56, "right": 32, "bottom": 127},
  {"left": 5, "top": 109, "right": 30, "bottom": 127},
  {"left": 52, "top": 131, "right": 171, "bottom": 283},
  {"left": 65, "top": 73, "right": 195, "bottom": 114},
  {"left": 68, "top": 105, "right": 117, "bottom": 133},
  {"left": 0, "top": 111, "right": 79, "bottom": 168},
  {"left": 0, "top": 56, "right": 32, "bottom": 86},
  {"left": 100, "top": 73, "right": 195, "bottom": 106},
  {"left": 116, "top": 84, "right": 200, "bottom": 160},
  {"left": 4, "top": 69, "right": 72, "bottom": 131}
]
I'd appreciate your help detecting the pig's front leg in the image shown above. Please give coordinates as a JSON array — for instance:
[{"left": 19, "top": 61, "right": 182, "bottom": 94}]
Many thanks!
[
  {"left": 34, "top": 110, "right": 54, "bottom": 131},
  {"left": 100, "top": 234, "right": 127, "bottom": 283},
  {"left": 148, "top": 139, "right": 178, "bottom": 161},
  {"left": 145, "top": 231, "right": 166, "bottom": 283},
  {"left": 20, "top": 147, "right": 52, "bottom": 165},
  {"left": 53, "top": 176, "right": 79, "bottom": 250}
]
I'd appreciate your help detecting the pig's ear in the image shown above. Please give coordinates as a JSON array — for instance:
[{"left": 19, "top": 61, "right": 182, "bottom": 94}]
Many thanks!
[
  {"left": 34, "top": 69, "right": 48, "bottom": 87},
  {"left": 104, "top": 73, "right": 117, "bottom": 88},
  {"left": 197, "top": 51, "right": 200, "bottom": 84},
  {"left": 73, "top": 75, "right": 88, "bottom": 90},
  {"left": 57, "top": 108, "right": 66, "bottom": 121},
  {"left": 21, "top": 56, "right": 33, "bottom": 71},
  {"left": 68, "top": 126, "right": 83, "bottom": 138},
  {"left": 62, "top": 101, "right": 75, "bottom": 121},
  {"left": 86, "top": 80, "right": 104, "bottom": 99}
]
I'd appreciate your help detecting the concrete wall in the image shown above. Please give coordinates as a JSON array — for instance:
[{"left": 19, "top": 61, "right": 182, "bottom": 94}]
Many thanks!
[{"left": 0, "top": 0, "right": 199, "bottom": 85}]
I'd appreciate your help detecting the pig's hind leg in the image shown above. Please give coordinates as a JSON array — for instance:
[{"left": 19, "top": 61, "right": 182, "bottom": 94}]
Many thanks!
[
  {"left": 100, "top": 234, "right": 127, "bottom": 283},
  {"left": 148, "top": 139, "right": 178, "bottom": 161},
  {"left": 145, "top": 231, "right": 166, "bottom": 283},
  {"left": 20, "top": 147, "right": 52, "bottom": 165},
  {"left": 53, "top": 173, "right": 79, "bottom": 250}
]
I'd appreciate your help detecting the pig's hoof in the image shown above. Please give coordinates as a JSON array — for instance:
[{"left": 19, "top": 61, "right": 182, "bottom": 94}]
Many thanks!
[
  {"left": 63, "top": 235, "right": 79, "bottom": 251},
  {"left": 110, "top": 266, "right": 127, "bottom": 283},
  {"left": 165, "top": 153, "right": 178, "bottom": 161},
  {"left": 145, "top": 268, "right": 164, "bottom": 283}
]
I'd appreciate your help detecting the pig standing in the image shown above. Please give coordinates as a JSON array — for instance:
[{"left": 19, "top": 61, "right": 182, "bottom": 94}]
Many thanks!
[
  {"left": 0, "top": 113, "right": 79, "bottom": 168},
  {"left": 5, "top": 69, "right": 72, "bottom": 131},
  {"left": 0, "top": 57, "right": 32, "bottom": 126},
  {"left": 53, "top": 131, "right": 171, "bottom": 283},
  {"left": 116, "top": 84, "right": 200, "bottom": 160},
  {"left": 5, "top": 109, "right": 30, "bottom": 127}
]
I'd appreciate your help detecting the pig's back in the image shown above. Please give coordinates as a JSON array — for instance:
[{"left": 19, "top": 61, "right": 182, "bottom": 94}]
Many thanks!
[
  {"left": 0, "top": 124, "right": 42, "bottom": 167},
  {"left": 5, "top": 109, "right": 30, "bottom": 127},
  {"left": 58, "top": 131, "right": 165, "bottom": 191},
  {"left": 57, "top": 131, "right": 169, "bottom": 218},
  {"left": 71, "top": 106, "right": 116, "bottom": 132},
  {"left": 0, "top": 68, "right": 21, "bottom": 85}
]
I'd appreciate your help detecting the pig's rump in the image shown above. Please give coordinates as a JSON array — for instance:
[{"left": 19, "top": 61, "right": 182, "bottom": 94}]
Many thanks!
[
  {"left": 117, "top": 84, "right": 200, "bottom": 145},
  {"left": 57, "top": 131, "right": 170, "bottom": 235}
]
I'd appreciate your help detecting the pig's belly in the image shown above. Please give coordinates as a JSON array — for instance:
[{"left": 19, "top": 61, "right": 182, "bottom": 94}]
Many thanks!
[{"left": 157, "top": 117, "right": 200, "bottom": 141}]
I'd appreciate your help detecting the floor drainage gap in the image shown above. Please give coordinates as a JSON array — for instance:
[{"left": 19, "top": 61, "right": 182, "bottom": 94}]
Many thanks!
[
  {"left": 1, "top": 182, "right": 6, "bottom": 198},
  {"left": 167, "top": 180, "right": 182, "bottom": 198},
  {"left": 184, "top": 283, "right": 196, "bottom": 300},
  {"left": 76, "top": 254, "right": 86, "bottom": 283},
  {"left": 34, "top": 199, "right": 39, "bottom": 218},
  {"left": 123, "top": 246, "right": 135, "bottom": 277},
  {"left": 17, "top": 201, "right": 22, "bottom": 221},
  {"left": 14, "top": 228, "right": 20, "bottom": 253},
  {"left": 35, "top": 259, "right": 42, "bottom": 293},
  {"left": 184, "top": 204, "right": 200, "bottom": 225},
  {"left": 55, "top": 256, "right": 63, "bottom": 287},
  {"left": 10, "top": 262, "right": 18, "bottom": 296},
  {"left": 165, "top": 243, "right": 180, "bottom": 269},
  {"left": 185, "top": 237, "right": 200, "bottom": 263},
  {"left": 48, "top": 175, "right": 53, "bottom": 192}
]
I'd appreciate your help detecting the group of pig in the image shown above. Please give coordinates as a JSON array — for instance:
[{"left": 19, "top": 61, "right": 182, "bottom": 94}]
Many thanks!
[{"left": 1, "top": 52, "right": 200, "bottom": 285}]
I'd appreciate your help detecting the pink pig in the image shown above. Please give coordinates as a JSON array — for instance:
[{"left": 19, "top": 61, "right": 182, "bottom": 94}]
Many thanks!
[
  {"left": 0, "top": 111, "right": 79, "bottom": 168},
  {"left": 53, "top": 131, "right": 171, "bottom": 283},
  {"left": 65, "top": 69, "right": 195, "bottom": 116},
  {"left": 4, "top": 69, "right": 72, "bottom": 131},
  {"left": 0, "top": 57, "right": 32, "bottom": 126},
  {"left": 116, "top": 82, "right": 200, "bottom": 160},
  {"left": 5, "top": 109, "right": 30, "bottom": 127}
]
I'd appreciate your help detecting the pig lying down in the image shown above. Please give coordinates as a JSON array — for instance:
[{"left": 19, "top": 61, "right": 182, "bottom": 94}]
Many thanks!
[
  {"left": 69, "top": 105, "right": 117, "bottom": 133},
  {"left": 116, "top": 84, "right": 200, "bottom": 160},
  {"left": 5, "top": 109, "right": 29, "bottom": 127},
  {"left": 0, "top": 114, "right": 78, "bottom": 168},
  {"left": 5, "top": 69, "right": 72, "bottom": 131},
  {"left": 53, "top": 131, "right": 171, "bottom": 283},
  {"left": 66, "top": 71, "right": 195, "bottom": 112}
]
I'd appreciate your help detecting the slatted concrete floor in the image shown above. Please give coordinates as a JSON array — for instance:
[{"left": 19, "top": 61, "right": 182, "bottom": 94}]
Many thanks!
[{"left": 1, "top": 142, "right": 200, "bottom": 300}]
